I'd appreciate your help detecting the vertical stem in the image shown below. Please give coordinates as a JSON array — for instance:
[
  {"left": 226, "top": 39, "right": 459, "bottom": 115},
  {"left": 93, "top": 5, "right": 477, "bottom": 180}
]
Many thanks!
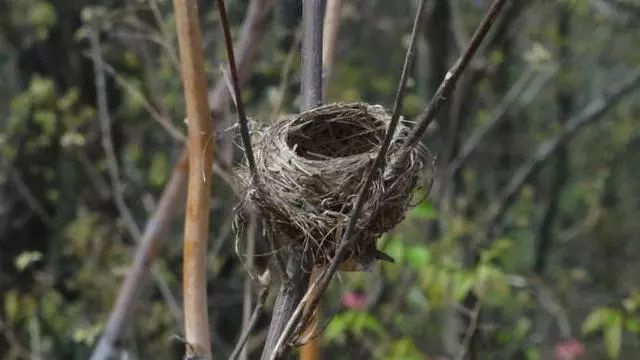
[
  {"left": 321, "top": 0, "right": 342, "bottom": 98},
  {"left": 173, "top": 0, "right": 214, "bottom": 358},
  {"left": 261, "top": 1, "right": 325, "bottom": 359},
  {"left": 301, "top": 0, "right": 326, "bottom": 110}
]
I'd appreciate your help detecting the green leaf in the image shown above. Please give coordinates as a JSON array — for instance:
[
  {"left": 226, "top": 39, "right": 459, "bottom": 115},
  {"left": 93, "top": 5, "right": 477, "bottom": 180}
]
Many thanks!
[
  {"left": 583, "top": 308, "right": 614, "bottom": 334},
  {"left": 410, "top": 201, "right": 437, "bottom": 220},
  {"left": 604, "top": 312, "right": 622, "bottom": 359},
  {"left": 405, "top": 246, "right": 430, "bottom": 269},
  {"left": 626, "top": 317, "right": 640, "bottom": 333},
  {"left": 14, "top": 251, "right": 43, "bottom": 271}
]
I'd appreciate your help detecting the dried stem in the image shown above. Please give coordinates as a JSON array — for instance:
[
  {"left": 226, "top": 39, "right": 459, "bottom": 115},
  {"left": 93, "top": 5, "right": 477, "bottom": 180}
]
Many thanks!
[
  {"left": 229, "top": 286, "right": 269, "bottom": 360},
  {"left": 394, "top": 0, "right": 509, "bottom": 169},
  {"left": 172, "top": 0, "right": 214, "bottom": 358},
  {"left": 216, "top": 0, "right": 258, "bottom": 181}
]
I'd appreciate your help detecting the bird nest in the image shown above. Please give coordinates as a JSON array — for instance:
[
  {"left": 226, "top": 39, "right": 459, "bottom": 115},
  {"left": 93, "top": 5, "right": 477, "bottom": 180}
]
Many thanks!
[{"left": 235, "top": 102, "right": 427, "bottom": 269}]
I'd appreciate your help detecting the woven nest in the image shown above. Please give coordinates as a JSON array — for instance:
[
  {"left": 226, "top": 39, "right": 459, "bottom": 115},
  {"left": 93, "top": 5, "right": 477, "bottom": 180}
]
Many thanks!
[{"left": 236, "top": 102, "right": 428, "bottom": 269}]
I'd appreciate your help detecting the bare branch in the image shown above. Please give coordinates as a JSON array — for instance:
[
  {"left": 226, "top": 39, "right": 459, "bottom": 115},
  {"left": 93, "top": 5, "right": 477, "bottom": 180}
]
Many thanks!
[
  {"left": 394, "top": 0, "right": 509, "bottom": 169},
  {"left": 301, "top": 0, "right": 326, "bottom": 110},
  {"left": 216, "top": 0, "right": 259, "bottom": 182},
  {"left": 229, "top": 285, "right": 269, "bottom": 360},
  {"left": 487, "top": 70, "right": 640, "bottom": 233}
]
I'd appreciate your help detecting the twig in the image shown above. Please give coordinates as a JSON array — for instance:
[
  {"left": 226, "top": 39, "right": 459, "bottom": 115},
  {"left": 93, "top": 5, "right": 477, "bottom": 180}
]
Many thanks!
[
  {"left": 239, "top": 213, "right": 257, "bottom": 360},
  {"left": 487, "top": 69, "right": 640, "bottom": 233},
  {"left": 216, "top": 0, "right": 258, "bottom": 182},
  {"left": 270, "top": 30, "right": 302, "bottom": 121},
  {"left": 300, "top": 0, "right": 326, "bottom": 110},
  {"left": 101, "top": 61, "right": 186, "bottom": 142},
  {"left": 89, "top": 29, "right": 182, "bottom": 322},
  {"left": 229, "top": 286, "right": 269, "bottom": 360},
  {"left": 393, "top": 0, "right": 509, "bottom": 169},
  {"left": 90, "top": 1, "right": 274, "bottom": 359},
  {"left": 89, "top": 33, "right": 185, "bottom": 360},
  {"left": 208, "top": 0, "right": 275, "bottom": 110},
  {"left": 321, "top": 0, "right": 342, "bottom": 98},
  {"left": 172, "top": 0, "right": 214, "bottom": 357},
  {"left": 269, "top": 1, "right": 428, "bottom": 356},
  {"left": 4, "top": 164, "right": 54, "bottom": 228},
  {"left": 454, "top": 301, "right": 482, "bottom": 360},
  {"left": 442, "top": 66, "right": 557, "bottom": 184}
]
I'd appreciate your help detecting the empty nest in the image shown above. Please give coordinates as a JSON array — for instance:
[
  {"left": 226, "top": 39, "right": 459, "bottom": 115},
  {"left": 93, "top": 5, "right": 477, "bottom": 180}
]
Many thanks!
[{"left": 236, "top": 102, "right": 427, "bottom": 269}]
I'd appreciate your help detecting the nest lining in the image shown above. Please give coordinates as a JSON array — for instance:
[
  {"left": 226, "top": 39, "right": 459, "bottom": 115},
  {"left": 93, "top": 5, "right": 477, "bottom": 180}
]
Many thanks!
[{"left": 236, "top": 102, "right": 426, "bottom": 268}]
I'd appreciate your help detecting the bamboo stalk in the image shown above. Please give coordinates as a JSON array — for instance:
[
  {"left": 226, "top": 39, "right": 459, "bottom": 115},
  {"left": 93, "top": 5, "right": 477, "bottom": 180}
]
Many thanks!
[{"left": 172, "top": 0, "right": 214, "bottom": 358}]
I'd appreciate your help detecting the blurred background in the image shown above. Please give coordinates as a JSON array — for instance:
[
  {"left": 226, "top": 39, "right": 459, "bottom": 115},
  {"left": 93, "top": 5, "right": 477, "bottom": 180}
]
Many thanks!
[{"left": 1, "top": 0, "right": 639, "bottom": 359}]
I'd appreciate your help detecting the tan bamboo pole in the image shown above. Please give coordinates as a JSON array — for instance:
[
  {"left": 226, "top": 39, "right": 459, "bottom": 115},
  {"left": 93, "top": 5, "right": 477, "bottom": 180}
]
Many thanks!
[{"left": 173, "top": 0, "right": 214, "bottom": 358}]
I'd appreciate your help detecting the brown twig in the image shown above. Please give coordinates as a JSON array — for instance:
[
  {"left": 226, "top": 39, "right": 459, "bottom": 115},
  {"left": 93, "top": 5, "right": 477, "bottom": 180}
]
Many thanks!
[
  {"left": 394, "top": 0, "right": 509, "bottom": 168},
  {"left": 442, "top": 66, "right": 557, "bottom": 186},
  {"left": 172, "top": 0, "right": 214, "bottom": 358},
  {"left": 270, "top": 0, "right": 428, "bottom": 355},
  {"left": 216, "top": 0, "right": 258, "bottom": 181},
  {"left": 229, "top": 285, "right": 269, "bottom": 360}
]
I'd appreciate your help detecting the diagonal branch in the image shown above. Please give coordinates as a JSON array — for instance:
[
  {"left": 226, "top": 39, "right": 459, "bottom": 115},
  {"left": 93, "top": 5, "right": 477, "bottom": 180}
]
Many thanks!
[
  {"left": 393, "top": 0, "right": 509, "bottom": 171},
  {"left": 216, "top": 0, "right": 258, "bottom": 182},
  {"left": 487, "top": 69, "right": 640, "bottom": 233}
]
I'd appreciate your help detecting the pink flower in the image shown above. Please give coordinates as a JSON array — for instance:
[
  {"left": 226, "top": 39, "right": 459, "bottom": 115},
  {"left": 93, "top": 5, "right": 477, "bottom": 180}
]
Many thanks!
[
  {"left": 341, "top": 291, "right": 367, "bottom": 310},
  {"left": 554, "top": 339, "right": 586, "bottom": 360}
]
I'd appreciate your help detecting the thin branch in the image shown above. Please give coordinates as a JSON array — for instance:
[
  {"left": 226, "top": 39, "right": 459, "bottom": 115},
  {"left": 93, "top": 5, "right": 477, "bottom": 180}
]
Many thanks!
[
  {"left": 89, "top": 29, "right": 182, "bottom": 323},
  {"left": 487, "top": 69, "right": 640, "bottom": 233},
  {"left": 321, "top": 0, "right": 342, "bottom": 98},
  {"left": 260, "top": 1, "right": 326, "bottom": 358},
  {"left": 229, "top": 286, "right": 269, "bottom": 360},
  {"left": 269, "top": 1, "right": 428, "bottom": 355},
  {"left": 173, "top": 0, "right": 214, "bottom": 357},
  {"left": 393, "top": 0, "right": 509, "bottom": 170},
  {"left": 208, "top": 0, "right": 275, "bottom": 111},
  {"left": 216, "top": 0, "right": 258, "bottom": 182},
  {"left": 239, "top": 214, "right": 257, "bottom": 360},
  {"left": 301, "top": 0, "right": 326, "bottom": 110},
  {"left": 454, "top": 301, "right": 482, "bottom": 360},
  {"left": 442, "top": 66, "right": 557, "bottom": 184},
  {"left": 89, "top": 44, "right": 187, "bottom": 360}
]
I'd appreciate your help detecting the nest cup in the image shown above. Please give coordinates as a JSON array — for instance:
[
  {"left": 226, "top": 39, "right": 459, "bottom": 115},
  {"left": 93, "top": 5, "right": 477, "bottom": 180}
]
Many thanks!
[{"left": 236, "top": 102, "right": 426, "bottom": 268}]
